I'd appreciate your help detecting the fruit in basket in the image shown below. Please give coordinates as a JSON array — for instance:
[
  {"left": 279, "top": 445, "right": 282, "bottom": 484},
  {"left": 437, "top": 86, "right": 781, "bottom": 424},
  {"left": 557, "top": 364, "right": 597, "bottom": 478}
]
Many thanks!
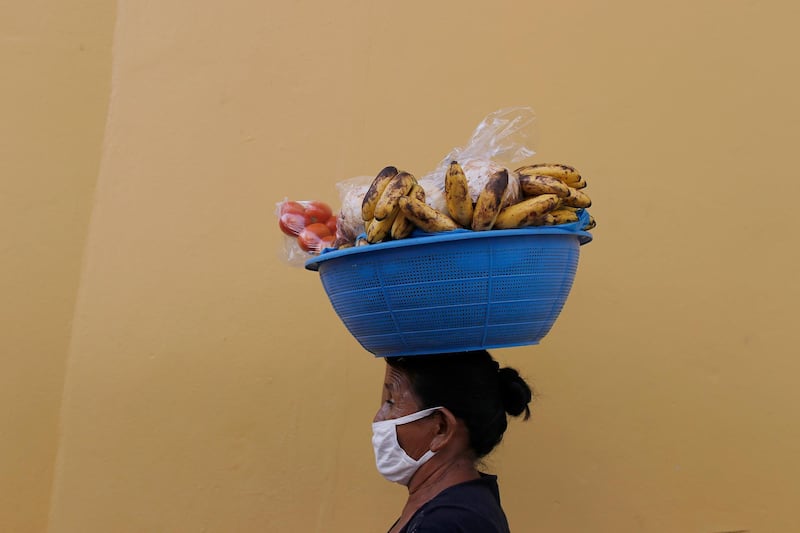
[
  {"left": 303, "top": 201, "right": 333, "bottom": 225},
  {"left": 277, "top": 199, "right": 338, "bottom": 254},
  {"left": 516, "top": 163, "right": 583, "bottom": 188},
  {"left": 444, "top": 161, "right": 474, "bottom": 227},
  {"left": 297, "top": 222, "right": 333, "bottom": 253},
  {"left": 471, "top": 168, "right": 509, "bottom": 231},
  {"left": 279, "top": 212, "right": 307, "bottom": 236},
  {"left": 494, "top": 194, "right": 561, "bottom": 229},
  {"left": 366, "top": 214, "right": 394, "bottom": 243},
  {"left": 391, "top": 183, "right": 425, "bottom": 240},
  {"left": 362, "top": 166, "right": 399, "bottom": 221},
  {"left": 562, "top": 187, "right": 592, "bottom": 208},
  {"left": 570, "top": 176, "right": 587, "bottom": 189},
  {"left": 373, "top": 171, "right": 416, "bottom": 221},
  {"left": 518, "top": 174, "right": 571, "bottom": 198},
  {"left": 548, "top": 207, "right": 581, "bottom": 225},
  {"left": 325, "top": 215, "right": 337, "bottom": 234},
  {"left": 398, "top": 195, "right": 460, "bottom": 233}
]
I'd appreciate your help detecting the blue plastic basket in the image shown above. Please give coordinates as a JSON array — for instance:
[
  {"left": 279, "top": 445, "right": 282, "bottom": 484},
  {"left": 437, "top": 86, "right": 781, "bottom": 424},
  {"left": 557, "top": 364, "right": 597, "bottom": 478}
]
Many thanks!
[{"left": 305, "top": 210, "right": 593, "bottom": 357}]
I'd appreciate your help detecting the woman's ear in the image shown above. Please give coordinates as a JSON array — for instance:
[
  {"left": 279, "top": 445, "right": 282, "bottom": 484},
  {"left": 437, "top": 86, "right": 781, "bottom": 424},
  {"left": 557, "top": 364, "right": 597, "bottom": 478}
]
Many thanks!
[{"left": 429, "top": 408, "right": 459, "bottom": 452}]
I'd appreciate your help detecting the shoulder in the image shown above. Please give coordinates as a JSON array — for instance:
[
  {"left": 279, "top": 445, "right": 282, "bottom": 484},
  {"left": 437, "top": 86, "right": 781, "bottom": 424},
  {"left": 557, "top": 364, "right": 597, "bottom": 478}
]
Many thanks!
[{"left": 405, "top": 475, "right": 510, "bottom": 533}]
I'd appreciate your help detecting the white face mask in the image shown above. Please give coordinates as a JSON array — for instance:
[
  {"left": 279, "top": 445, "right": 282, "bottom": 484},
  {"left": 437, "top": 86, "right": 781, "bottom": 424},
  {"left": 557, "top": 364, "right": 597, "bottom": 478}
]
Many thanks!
[{"left": 371, "top": 406, "right": 443, "bottom": 486}]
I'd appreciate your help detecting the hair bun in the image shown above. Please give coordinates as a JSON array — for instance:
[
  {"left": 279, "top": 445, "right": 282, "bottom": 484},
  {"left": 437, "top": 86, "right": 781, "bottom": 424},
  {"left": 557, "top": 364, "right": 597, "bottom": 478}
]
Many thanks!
[{"left": 498, "top": 367, "right": 532, "bottom": 420}]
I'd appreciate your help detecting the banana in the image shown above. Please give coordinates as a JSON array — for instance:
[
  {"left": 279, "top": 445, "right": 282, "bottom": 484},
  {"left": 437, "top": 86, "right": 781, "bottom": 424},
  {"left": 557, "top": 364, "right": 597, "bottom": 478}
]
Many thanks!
[
  {"left": 444, "top": 161, "right": 474, "bottom": 227},
  {"left": 493, "top": 194, "right": 561, "bottom": 229},
  {"left": 583, "top": 214, "right": 596, "bottom": 231},
  {"left": 571, "top": 176, "right": 588, "bottom": 189},
  {"left": 515, "top": 163, "right": 582, "bottom": 187},
  {"left": 391, "top": 183, "right": 425, "bottom": 240},
  {"left": 471, "top": 168, "right": 509, "bottom": 231},
  {"left": 548, "top": 208, "right": 580, "bottom": 225},
  {"left": 563, "top": 187, "right": 592, "bottom": 208},
  {"left": 373, "top": 171, "right": 416, "bottom": 221},
  {"left": 365, "top": 214, "right": 396, "bottom": 243},
  {"left": 518, "top": 174, "right": 571, "bottom": 198},
  {"left": 362, "top": 166, "right": 398, "bottom": 221},
  {"left": 537, "top": 213, "right": 556, "bottom": 226},
  {"left": 398, "top": 196, "right": 459, "bottom": 233}
]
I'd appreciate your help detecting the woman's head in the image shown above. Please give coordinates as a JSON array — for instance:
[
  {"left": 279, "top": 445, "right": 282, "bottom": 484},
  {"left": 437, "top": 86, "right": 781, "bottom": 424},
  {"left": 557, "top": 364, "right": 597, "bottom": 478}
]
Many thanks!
[{"left": 383, "top": 350, "right": 533, "bottom": 459}]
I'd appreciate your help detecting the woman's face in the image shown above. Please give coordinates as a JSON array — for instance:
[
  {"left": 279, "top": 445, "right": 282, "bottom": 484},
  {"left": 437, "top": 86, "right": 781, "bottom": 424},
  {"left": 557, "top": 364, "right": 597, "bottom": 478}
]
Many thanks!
[{"left": 373, "top": 363, "right": 438, "bottom": 460}]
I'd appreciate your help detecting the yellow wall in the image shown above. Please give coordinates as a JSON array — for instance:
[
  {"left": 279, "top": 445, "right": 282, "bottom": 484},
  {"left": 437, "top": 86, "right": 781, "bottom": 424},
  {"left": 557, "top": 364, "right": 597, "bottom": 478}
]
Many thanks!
[
  {"left": 0, "top": 2, "right": 115, "bottom": 532},
  {"left": 3, "top": 0, "right": 799, "bottom": 532}
]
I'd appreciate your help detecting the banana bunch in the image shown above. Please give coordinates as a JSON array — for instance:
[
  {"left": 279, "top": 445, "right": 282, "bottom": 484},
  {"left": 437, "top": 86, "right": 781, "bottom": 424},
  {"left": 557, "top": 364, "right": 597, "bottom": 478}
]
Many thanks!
[
  {"left": 441, "top": 160, "right": 596, "bottom": 232},
  {"left": 512, "top": 163, "right": 596, "bottom": 231},
  {"left": 359, "top": 161, "right": 595, "bottom": 245},
  {"left": 361, "top": 166, "right": 425, "bottom": 243}
]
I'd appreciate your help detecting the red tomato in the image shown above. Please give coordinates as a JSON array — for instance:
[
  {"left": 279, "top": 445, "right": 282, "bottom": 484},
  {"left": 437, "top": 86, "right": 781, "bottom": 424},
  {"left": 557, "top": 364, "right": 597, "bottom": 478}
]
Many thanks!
[
  {"left": 319, "top": 235, "right": 336, "bottom": 250},
  {"left": 297, "top": 223, "right": 332, "bottom": 253},
  {"left": 325, "top": 214, "right": 338, "bottom": 235},
  {"left": 304, "top": 201, "right": 332, "bottom": 225},
  {"left": 280, "top": 201, "right": 306, "bottom": 216},
  {"left": 304, "top": 222, "right": 331, "bottom": 238},
  {"left": 278, "top": 212, "right": 306, "bottom": 236}
]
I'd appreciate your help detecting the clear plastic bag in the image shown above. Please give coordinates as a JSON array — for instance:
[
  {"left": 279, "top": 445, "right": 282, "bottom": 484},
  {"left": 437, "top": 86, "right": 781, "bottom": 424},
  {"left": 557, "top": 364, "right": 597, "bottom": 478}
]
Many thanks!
[
  {"left": 334, "top": 175, "right": 373, "bottom": 245},
  {"left": 420, "top": 106, "right": 537, "bottom": 212},
  {"left": 277, "top": 107, "right": 541, "bottom": 266},
  {"left": 276, "top": 199, "right": 338, "bottom": 267}
]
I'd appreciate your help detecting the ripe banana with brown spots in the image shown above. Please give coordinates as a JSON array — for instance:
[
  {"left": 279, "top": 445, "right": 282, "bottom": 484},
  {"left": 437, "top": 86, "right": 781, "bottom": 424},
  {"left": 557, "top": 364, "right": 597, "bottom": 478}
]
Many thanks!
[
  {"left": 391, "top": 183, "right": 425, "bottom": 240},
  {"left": 444, "top": 161, "right": 473, "bottom": 227},
  {"left": 493, "top": 194, "right": 561, "bottom": 229},
  {"left": 548, "top": 208, "right": 580, "bottom": 225},
  {"left": 373, "top": 171, "right": 416, "bottom": 221},
  {"left": 583, "top": 214, "right": 596, "bottom": 231},
  {"left": 518, "top": 174, "right": 571, "bottom": 198},
  {"left": 516, "top": 163, "right": 582, "bottom": 187},
  {"left": 398, "top": 195, "right": 459, "bottom": 233},
  {"left": 366, "top": 214, "right": 395, "bottom": 243},
  {"left": 471, "top": 168, "right": 509, "bottom": 231},
  {"left": 570, "top": 176, "right": 587, "bottom": 189},
  {"left": 362, "top": 166, "right": 398, "bottom": 221},
  {"left": 563, "top": 187, "right": 592, "bottom": 208}
]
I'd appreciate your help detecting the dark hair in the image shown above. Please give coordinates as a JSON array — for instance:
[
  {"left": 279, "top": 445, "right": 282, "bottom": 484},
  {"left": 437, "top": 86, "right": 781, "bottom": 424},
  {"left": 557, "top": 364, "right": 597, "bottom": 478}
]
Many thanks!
[{"left": 386, "top": 350, "right": 533, "bottom": 458}]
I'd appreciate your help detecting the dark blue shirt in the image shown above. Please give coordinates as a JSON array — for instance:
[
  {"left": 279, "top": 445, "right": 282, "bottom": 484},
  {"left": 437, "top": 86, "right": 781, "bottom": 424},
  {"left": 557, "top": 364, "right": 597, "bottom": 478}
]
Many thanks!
[{"left": 392, "top": 474, "right": 511, "bottom": 533}]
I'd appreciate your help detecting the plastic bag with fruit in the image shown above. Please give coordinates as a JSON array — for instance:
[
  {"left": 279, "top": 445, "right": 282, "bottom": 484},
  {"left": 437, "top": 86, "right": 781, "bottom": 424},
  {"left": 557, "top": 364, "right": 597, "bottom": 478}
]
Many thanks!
[
  {"left": 276, "top": 199, "right": 339, "bottom": 267},
  {"left": 418, "top": 106, "right": 541, "bottom": 214}
]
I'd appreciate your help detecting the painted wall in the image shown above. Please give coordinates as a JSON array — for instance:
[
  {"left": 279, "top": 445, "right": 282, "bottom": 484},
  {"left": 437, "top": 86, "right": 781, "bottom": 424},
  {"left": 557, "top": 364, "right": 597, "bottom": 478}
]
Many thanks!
[
  {"left": 4, "top": 0, "right": 799, "bottom": 532},
  {"left": 0, "top": 2, "right": 114, "bottom": 532}
]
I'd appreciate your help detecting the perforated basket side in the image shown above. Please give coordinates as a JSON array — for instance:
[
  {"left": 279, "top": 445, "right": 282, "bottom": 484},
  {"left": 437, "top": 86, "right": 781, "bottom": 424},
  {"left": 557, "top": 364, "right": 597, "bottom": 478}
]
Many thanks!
[{"left": 316, "top": 231, "right": 582, "bottom": 357}]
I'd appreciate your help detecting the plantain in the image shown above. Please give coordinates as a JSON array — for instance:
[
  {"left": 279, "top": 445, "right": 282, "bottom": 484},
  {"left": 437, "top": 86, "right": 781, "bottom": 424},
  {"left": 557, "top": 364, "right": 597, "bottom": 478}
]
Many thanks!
[
  {"left": 366, "top": 214, "right": 396, "bottom": 243},
  {"left": 390, "top": 183, "right": 425, "bottom": 240},
  {"left": 518, "top": 174, "right": 571, "bottom": 198},
  {"left": 515, "top": 163, "right": 582, "bottom": 187},
  {"left": 471, "top": 168, "right": 509, "bottom": 231},
  {"left": 398, "top": 196, "right": 459, "bottom": 233},
  {"left": 373, "top": 171, "right": 416, "bottom": 221},
  {"left": 562, "top": 187, "right": 592, "bottom": 208},
  {"left": 548, "top": 208, "right": 580, "bottom": 225},
  {"left": 493, "top": 194, "right": 561, "bottom": 229},
  {"left": 362, "top": 166, "right": 398, "bottom": 221},
  {"left": 571, "top": 176, "right": 588, "bottom": 189},
  {"left": 444, "top": 160, "right": 474, "bottom": 227}
]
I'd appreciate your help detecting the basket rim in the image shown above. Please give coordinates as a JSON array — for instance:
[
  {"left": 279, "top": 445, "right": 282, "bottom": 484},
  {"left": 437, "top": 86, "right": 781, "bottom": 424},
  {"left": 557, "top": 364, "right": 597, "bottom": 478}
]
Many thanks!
[{"left": 304, "top": 224, "right": 592, "bottom": 272}]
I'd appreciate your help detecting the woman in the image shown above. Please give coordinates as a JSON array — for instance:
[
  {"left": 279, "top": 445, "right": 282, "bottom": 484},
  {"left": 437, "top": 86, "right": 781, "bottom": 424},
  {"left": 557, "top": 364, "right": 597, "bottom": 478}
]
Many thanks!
[{"left": 372, "top": 350, "right": 533, "bottom": 533}]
